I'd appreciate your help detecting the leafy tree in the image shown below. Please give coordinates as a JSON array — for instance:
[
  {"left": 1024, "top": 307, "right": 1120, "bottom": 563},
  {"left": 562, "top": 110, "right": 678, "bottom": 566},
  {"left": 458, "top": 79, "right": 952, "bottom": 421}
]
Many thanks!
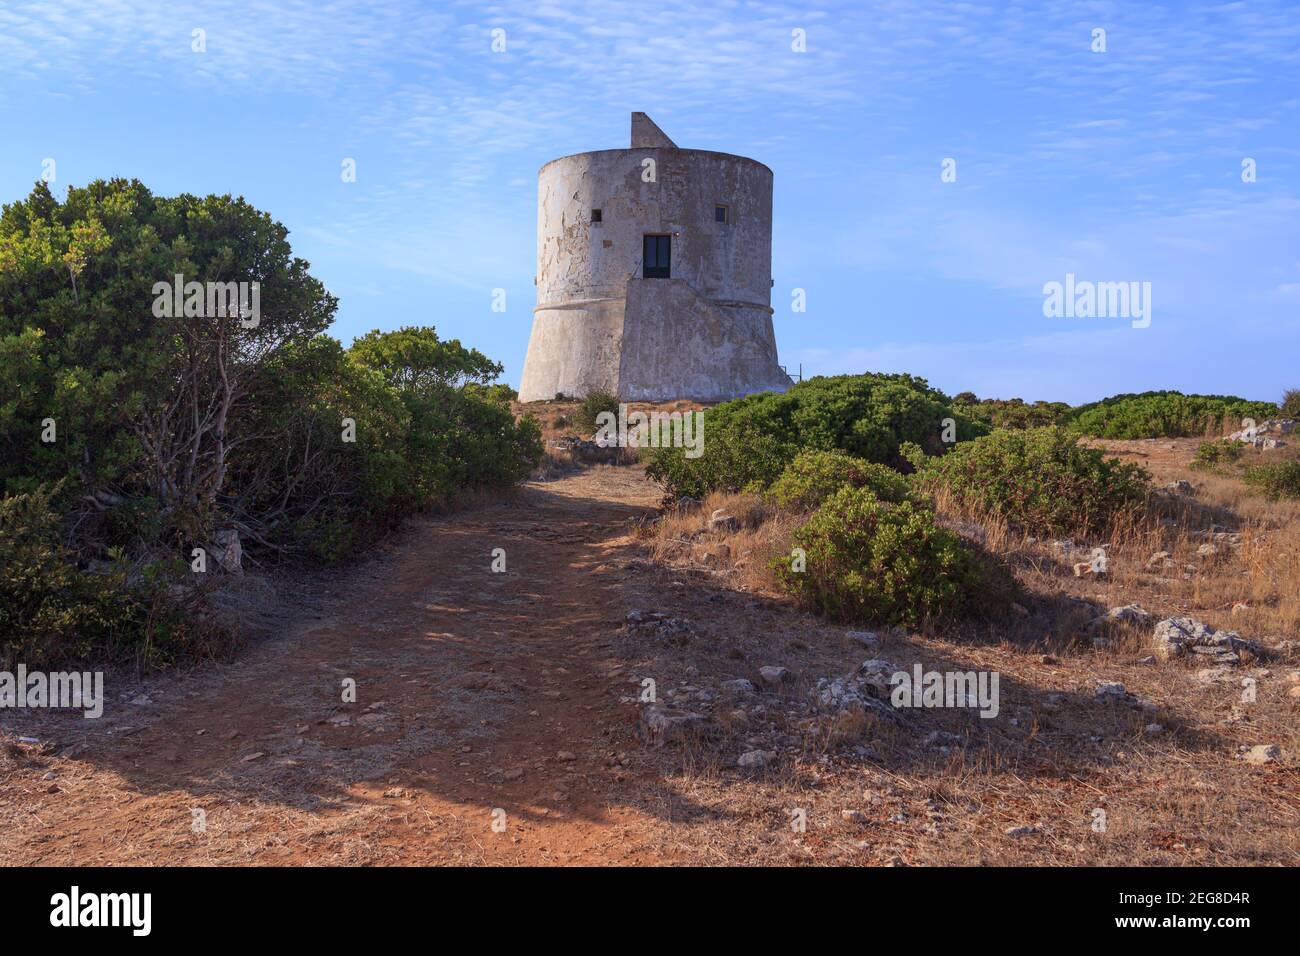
[
  {"left": 350, "top": 326, "right": 501, "bottom": 390},
  {"left": 0, "top": 178, "right": 335, "bottom": 534},
  {"left": 1280, "top": 388, "right": 1300, "bottom": 419}
]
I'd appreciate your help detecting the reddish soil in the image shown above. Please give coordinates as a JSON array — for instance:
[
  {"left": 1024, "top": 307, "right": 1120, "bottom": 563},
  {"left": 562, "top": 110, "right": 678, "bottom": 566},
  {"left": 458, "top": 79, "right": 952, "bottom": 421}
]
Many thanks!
[{"left": 1, "top": 468, "right": 678, "bottom": 865}]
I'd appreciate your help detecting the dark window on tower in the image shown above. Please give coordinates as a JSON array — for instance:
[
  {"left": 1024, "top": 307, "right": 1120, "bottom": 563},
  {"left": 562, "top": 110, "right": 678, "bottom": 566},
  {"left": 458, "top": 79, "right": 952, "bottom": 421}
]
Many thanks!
[
  {"left": 643, "top": 235, "right": 671, "bottom": 278},
  {"left": 715, "top": 204, "right": 728, "bottom": 224},
  {"left": 591, "top": 208, "right": 602, "bottom": 223}
]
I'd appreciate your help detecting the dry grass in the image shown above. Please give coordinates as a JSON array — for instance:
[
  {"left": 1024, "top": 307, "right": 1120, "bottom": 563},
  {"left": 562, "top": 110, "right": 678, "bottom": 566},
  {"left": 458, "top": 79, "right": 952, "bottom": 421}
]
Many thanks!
[{"left": 627, "top": 436, "right": 1300, "bottom": 865}]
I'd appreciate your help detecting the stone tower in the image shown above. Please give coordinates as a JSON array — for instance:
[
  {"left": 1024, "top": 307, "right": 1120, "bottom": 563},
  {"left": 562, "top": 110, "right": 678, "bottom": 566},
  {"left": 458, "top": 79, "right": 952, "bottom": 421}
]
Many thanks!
[{"left": 518, "top": 113, "right": 793, "bottom": 403}]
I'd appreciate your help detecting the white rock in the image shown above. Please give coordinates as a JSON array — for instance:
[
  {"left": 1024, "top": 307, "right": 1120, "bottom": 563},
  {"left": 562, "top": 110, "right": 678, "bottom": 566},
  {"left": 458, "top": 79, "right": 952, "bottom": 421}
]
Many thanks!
[
  {"left": 637, "top": 706, "right": 706, "bottom": 747},
  {"left": 737, "top": 749, "right": 775, "bottom": 769},
  {"left": 1239, "top": 744, "right": 1281, "bottom": 765},
  {"left": 1108, "top": 603, "right": 1153, "bottom": 625}
]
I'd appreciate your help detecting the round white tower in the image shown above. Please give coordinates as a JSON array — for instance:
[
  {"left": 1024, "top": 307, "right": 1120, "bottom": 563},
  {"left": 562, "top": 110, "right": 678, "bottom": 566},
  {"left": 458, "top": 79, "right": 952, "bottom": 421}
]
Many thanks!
[{"left": 518, "top": 113, "right": 792, "bottom": 403}]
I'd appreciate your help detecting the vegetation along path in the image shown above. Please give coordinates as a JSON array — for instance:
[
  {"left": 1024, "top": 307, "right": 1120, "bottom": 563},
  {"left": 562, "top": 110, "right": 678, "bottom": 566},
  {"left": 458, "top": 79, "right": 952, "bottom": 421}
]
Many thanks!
[{"left": 1, "top": 468, "right": 681, "bottom": 866}]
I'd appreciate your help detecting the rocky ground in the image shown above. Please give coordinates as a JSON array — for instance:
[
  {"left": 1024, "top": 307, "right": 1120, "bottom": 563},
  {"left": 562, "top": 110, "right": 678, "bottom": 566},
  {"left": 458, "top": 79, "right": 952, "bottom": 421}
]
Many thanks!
[{"left": 2, "top": 425, "right": 1297, "bottom": 866}]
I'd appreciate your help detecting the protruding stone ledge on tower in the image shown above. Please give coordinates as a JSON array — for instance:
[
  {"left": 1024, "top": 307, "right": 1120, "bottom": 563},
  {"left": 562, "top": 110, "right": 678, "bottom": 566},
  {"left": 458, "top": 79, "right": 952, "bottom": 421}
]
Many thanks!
[{"left": 631, "top": 112, "right": 677, "bottom": 148}]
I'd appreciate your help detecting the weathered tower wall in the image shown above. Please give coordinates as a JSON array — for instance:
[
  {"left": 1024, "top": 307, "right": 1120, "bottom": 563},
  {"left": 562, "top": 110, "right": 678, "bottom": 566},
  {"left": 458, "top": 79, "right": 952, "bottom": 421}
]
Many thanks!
[{"left": 518, "top": 115, "right": 792, "bottom": 403}]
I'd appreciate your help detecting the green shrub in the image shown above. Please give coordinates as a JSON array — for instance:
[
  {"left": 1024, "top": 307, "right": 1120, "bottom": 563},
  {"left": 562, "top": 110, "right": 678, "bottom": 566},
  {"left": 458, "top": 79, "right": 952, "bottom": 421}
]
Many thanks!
[
  {"left": 769, "top": 449, "right": 911, "bottom": 511},
  {"left": 0, "top": 485, "right": 203, "bottom": 669},
  {"left": 572, "top": 391, "right": 621, "bottom": 434},
  {"left": 954, "top": 397, "right": 1071, "bottom": 430},
  {"left": 1065, "top": 391, "right": 1277, "bottom": 439},
  {"left": 1191, "top": 439, "right": 1244, "bottom": 471},
  {"left": 0, "top": 179, "right": 543, "bottom": 661},
  {"left": 1281, "top": 388, "right": 1300, "bottom": 420},
  {"left": 774, "top": 487, "right": 1000, "bottom": 627},
  {"left": 1242, "top": 461, "right": 1300, "bottom": 500},
  {"left": 919, "top": 426, "right": 1150, "bottom": 536},
  {"left": 644, "top": 373, "right": 987, "bottom": 499}
]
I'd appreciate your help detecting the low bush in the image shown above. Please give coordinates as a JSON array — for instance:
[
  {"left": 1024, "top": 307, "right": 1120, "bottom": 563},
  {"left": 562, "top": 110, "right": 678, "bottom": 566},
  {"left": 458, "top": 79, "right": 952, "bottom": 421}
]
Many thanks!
[
  {"left": 1191, "top": 439, "right": 1244, "bottom": 471},
  {"left": 1242, "top": 461, "right": 1300, "bottom": 500},
  {"left": 773, "top": 487, "right": 1000, "bottom": 628},
  {"left": 1065, "top": 391, "right": 1277, "bottom": 439},
  {"left": 769, "top": 449, "right": 911, "bottom": 512},
  {"left": 0, "top": 485, "right": 204, "bottom": 669},
  {"left": 953, "top": 396, "right": 1071, "bottom": 430},
  {"left": 644, "top": 373, "right": 987, "bottom": 499},
  {"left": 1280, "top": 388, "right": 1300, "bottom": 420},
  {"left": 572, "top": 391, "right": 621, "bottom": 434},
  {"left": 918, "top": 426, "right": 1150, "bottom": 536}
]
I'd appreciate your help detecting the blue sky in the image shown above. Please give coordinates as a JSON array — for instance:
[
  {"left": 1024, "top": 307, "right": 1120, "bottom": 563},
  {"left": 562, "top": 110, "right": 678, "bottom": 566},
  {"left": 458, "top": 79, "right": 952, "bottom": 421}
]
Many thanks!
[{"left": 2, "top": 0, "right": 1297, "bottom": 404}]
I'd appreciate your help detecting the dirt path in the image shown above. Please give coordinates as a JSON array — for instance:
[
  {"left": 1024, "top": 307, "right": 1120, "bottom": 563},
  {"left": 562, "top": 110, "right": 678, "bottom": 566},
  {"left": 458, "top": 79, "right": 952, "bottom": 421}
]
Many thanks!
[{"left": 1, "top": 467, "right": 680, "bottom": 866}]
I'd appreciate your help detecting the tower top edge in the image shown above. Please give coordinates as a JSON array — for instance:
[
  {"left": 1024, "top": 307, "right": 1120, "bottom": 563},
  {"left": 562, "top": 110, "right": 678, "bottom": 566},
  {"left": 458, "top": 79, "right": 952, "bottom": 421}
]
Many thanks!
[{"left": 538, "top": 148, "right": 772, "bottom": 177}]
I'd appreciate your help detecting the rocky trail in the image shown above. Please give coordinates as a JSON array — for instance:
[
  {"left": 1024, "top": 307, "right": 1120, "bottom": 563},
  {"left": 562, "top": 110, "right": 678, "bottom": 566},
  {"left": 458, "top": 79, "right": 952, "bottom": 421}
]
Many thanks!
[{"left": 1, "top": 468, "right": 682, "bottom": 866}]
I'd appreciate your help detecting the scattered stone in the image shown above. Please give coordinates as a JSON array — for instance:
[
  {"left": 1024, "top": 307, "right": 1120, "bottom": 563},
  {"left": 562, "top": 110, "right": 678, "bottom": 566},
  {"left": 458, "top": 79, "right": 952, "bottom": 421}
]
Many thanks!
[
  {"left": 637, "top": 617, "right": 693, "bottom": 642},
  {"left": 1145, "top": 723, "right": 1165, "bottom": 734},
  {"left": 709, "top": 508, "right": 740, "bottom": 533},
  {"left": 758, "top": 665, "right": 791, "bottom": 686},
  {"left": 1196, "top": 543, "right": 1219, "bottom": 559},
  {"left": 1152, "top": 616, "right": 1264, "bottom": 663},
  {"left": 1145, "top": 551, "right": 1173, "bottom": 571},
  {"left": 41, "top": 770, "right": 56, "bottom": 780},
  {"left": 841, "top": 809, "right": 868, "bottom": 824},
  {"left": 1108, "top": 603, "right": 1153, "bottom": 625},
  {"left": 1005, "top": 825, "right": 1041, "bottom": 838},
  {"left": 1039, "top": 654, "right": 1058, "bottom": 665},
  {"left": 212, "top": 528, "right": 244, "bottom": 574},
  {"left": 847, "top": 630, "right": 880, "bottom": 648},
  {"left": 556, "top": 750, "right": 576, "bottom": 762},
  {"left": 737, "top": 749, "right": 775, "bottom": 769},
  {"left": 1165, "top": 480, "right": 1194, "bottom": 495},
  {"left": 1238, "top": 744, "right": 1282, "bottom": 765},
  {"left": 720, "top": 678, "right": 756, "bottom": 696},
  {"left": 1195, "top": 667, "right": 1233, "bottom": 684},
  {"left": 129, "top": 695, "right": 152, "bottom": 707},
  {"left": 1228, "top": 418, "right": 1295, "bottom": 447},
  {"left": 503, "top": 768, "right": 524, "bottom": 781},
  {"left": 637, "top": 705, "right": 706, "bottom": 747},
  {"left": 1095, "top": 681, "right": 1128, "bottom": 700},
  {"left": 1011, "top": 602, "right": 1030, "bottom": 617},
  {"left": 241, "top": 752, "right": 265, "bottom": 762},
  {"left": 383, "top": 787, "right": 406, "bottom": 798}
]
